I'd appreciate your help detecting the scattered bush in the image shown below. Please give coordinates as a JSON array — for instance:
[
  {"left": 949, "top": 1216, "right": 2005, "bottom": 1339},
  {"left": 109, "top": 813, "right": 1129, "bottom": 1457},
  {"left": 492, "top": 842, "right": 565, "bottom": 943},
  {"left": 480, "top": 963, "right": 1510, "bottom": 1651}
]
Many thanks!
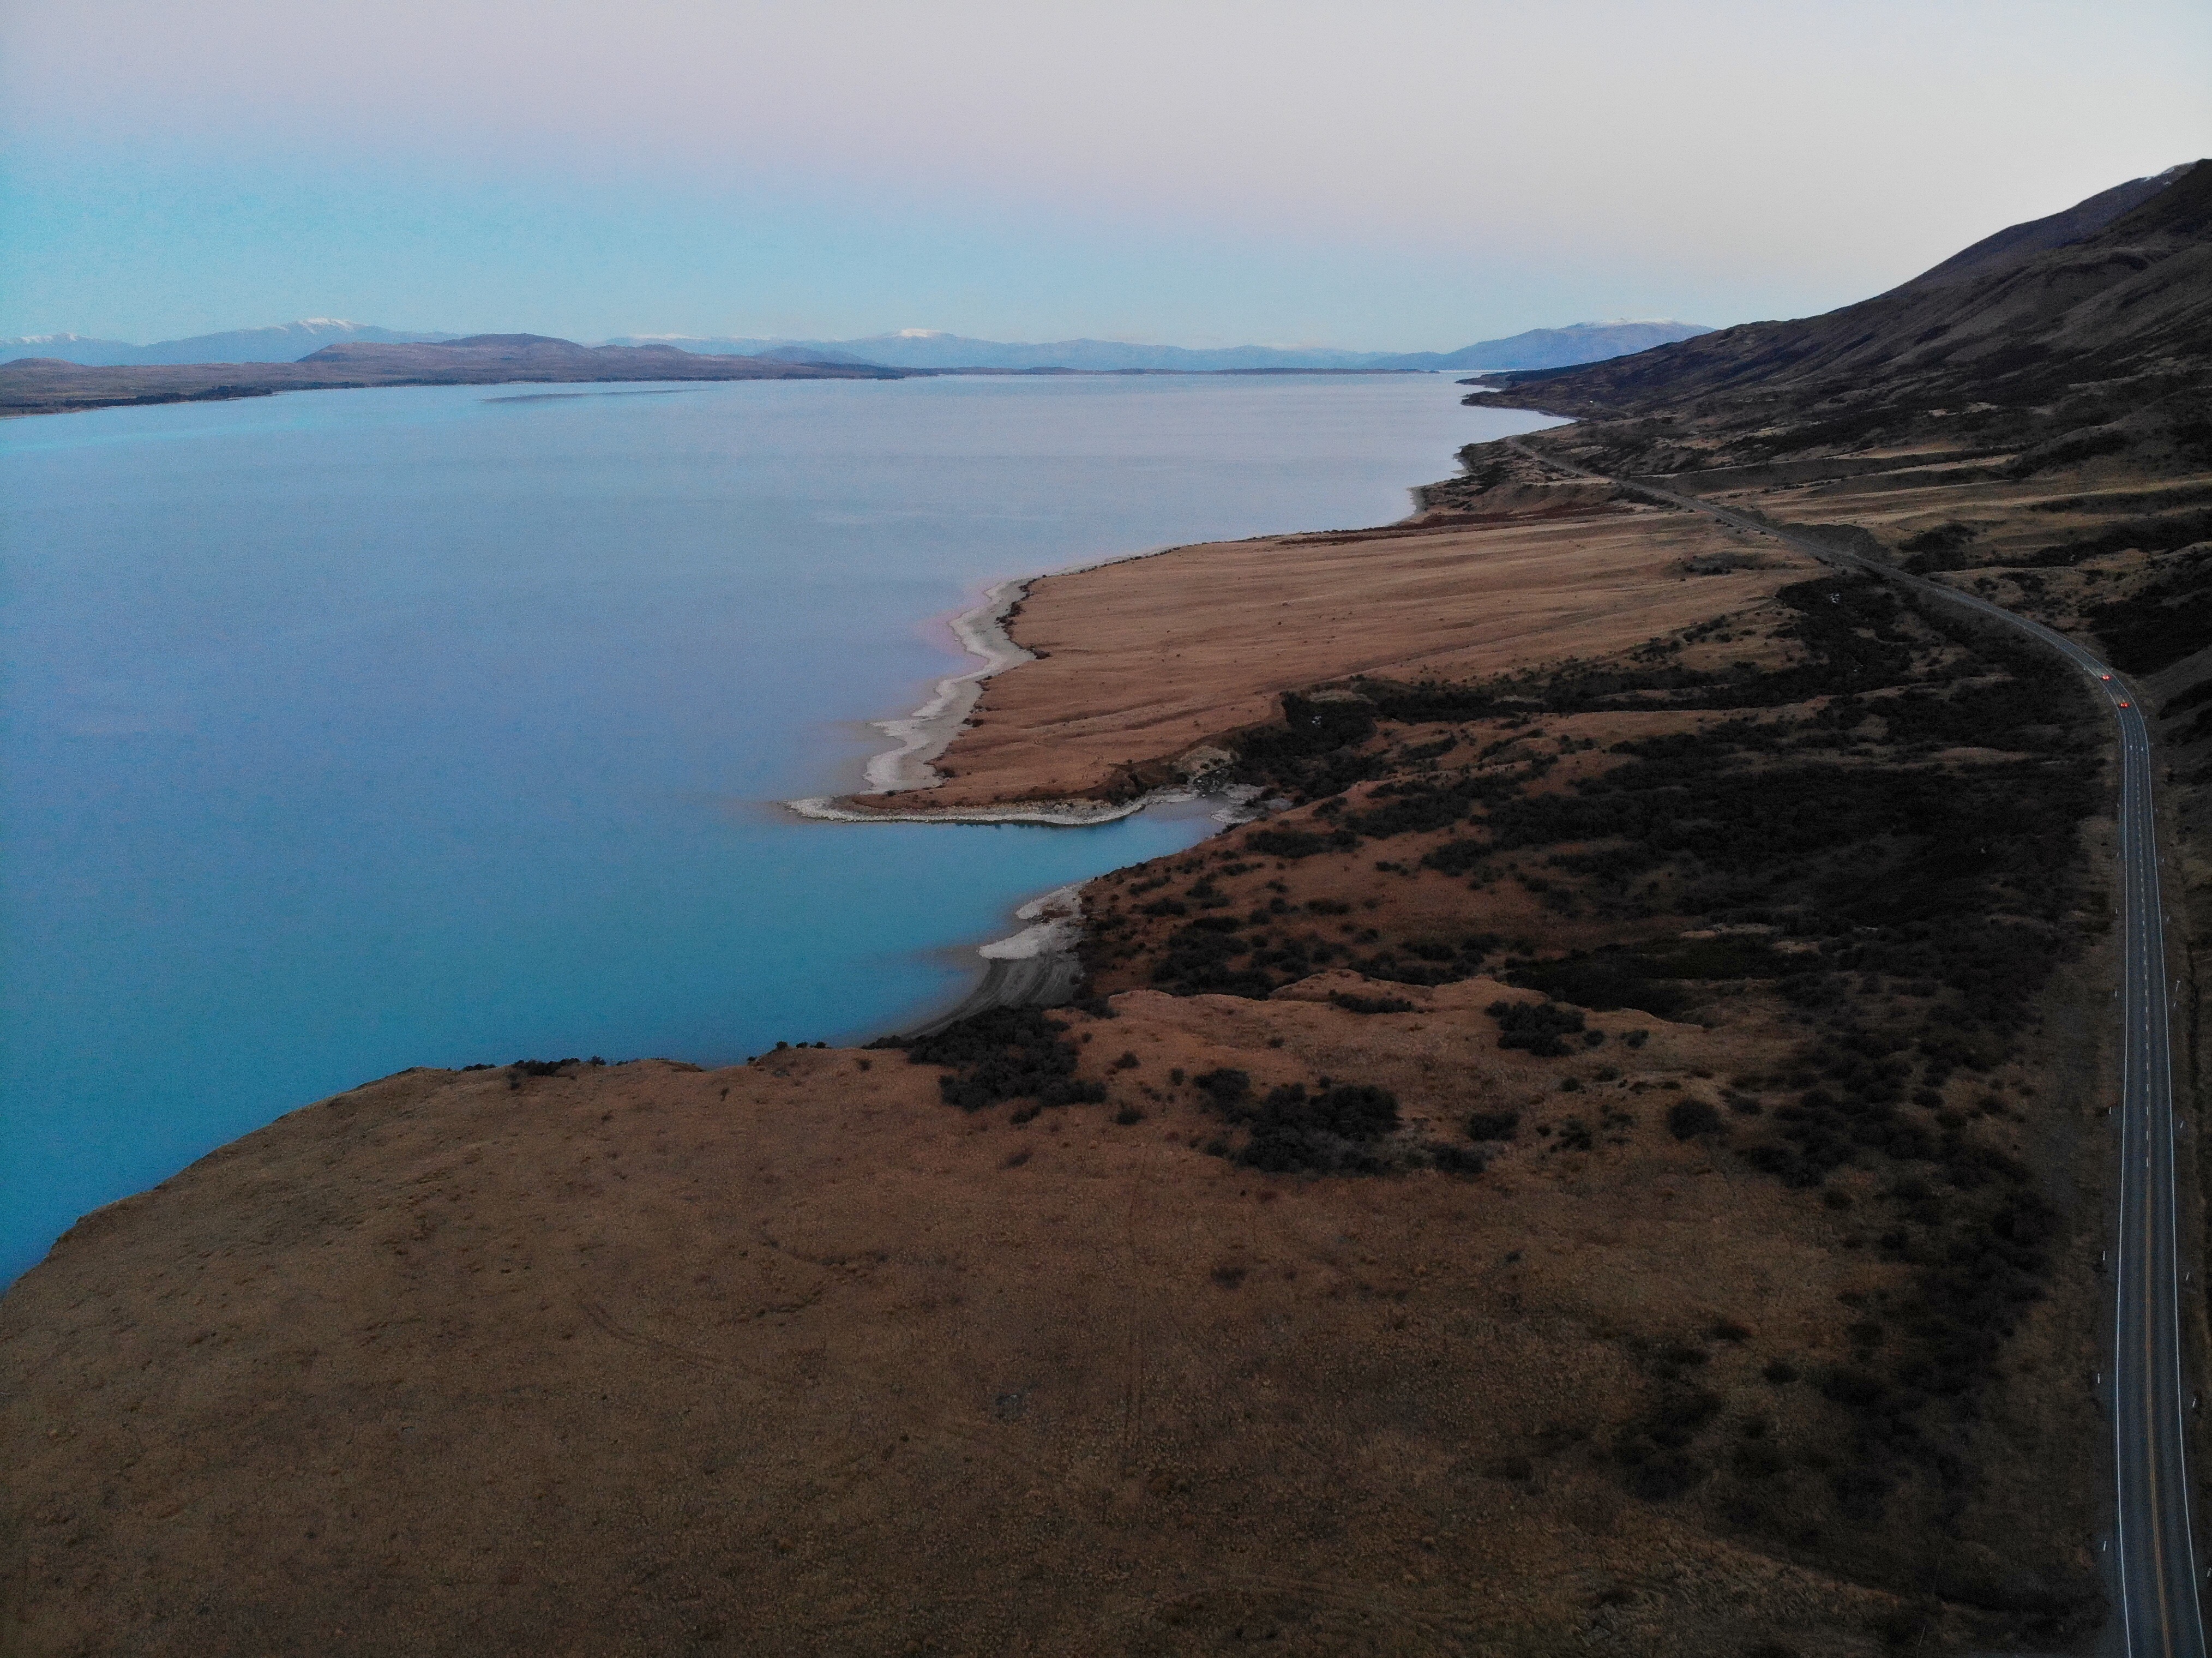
[
  {"left": 1246, "top": 827, "right": 1353, "bottom": 861},
  {"left": 507, "top": 1058, "right": 576, "bottom": 1088},
  {"left": 872, "top": 1007, "right": 1108, "bottom": 1112},
  {"left": 1193, "top": 1068, "right": 1251, "bottom": 1107},
  {"left": 1331, "top": 991, "right": 1417, "bottom": 1015},
  {"left": 1489, "top": 999, "right": 1586, "bottom": 1056},
  {"left": 1667, "top": 1098, "right": 1725, "bottom": 1140},
  {"left": 1235, "top": 1082, "right": 1402, "bottom": 1173}
]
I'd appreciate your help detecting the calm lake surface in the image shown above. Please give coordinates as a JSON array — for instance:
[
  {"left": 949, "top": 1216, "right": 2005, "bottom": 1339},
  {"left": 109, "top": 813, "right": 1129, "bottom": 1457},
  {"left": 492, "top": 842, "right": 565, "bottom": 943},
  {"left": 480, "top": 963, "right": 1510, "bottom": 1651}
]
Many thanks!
[{"left": 2, "top": 373, "right": 1558, "bottom": 1278}]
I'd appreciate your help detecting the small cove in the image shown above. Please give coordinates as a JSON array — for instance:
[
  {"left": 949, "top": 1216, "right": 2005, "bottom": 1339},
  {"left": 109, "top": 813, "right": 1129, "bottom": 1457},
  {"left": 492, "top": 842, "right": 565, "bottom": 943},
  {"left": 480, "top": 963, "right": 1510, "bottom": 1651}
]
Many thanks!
[{"left": 0, "top": 373, "right": 1560, "bottom": 1278}]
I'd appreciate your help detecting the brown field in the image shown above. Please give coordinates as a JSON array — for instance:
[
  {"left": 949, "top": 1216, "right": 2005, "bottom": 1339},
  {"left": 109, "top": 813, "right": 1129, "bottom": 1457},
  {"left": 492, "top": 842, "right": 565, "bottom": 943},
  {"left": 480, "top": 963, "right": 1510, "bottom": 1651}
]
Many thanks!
[
  {"left": 0, "top": 962, "right": 2103, "bottom": 1655},
  {"left": 908, "top": 489, "right": 1815, "bottom": 810}
]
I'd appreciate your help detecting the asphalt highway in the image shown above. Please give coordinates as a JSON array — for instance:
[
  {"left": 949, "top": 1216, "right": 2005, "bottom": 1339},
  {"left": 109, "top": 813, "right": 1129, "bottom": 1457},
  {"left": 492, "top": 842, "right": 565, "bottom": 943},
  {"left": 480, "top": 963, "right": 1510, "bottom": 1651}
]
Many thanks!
[{"left": 1505, "top": 440, "right": 2202, "bottom": 1654}]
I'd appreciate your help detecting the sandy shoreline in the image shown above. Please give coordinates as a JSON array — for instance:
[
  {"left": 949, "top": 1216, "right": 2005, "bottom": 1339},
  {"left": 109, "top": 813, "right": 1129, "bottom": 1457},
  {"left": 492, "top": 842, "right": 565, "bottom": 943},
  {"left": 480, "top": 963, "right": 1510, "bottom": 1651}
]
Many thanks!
[
  {"left": 874, "top": 576, "right": 1036, "bottom": 794},
  {"left": 900, "top": 884, "right": 1090, "bottom": 1035},
  {"left": 789, "top": 567, "right": 1229, "bottom": 1032},
  {"left": 785, "top": 548, "right": 1200, "bottom": 826},
  {"left": 782, "top": 575, "right": 1153, "bottom": 825},
  {"left": 785, "top": 794, "right": 1157, "bottom": 826}
]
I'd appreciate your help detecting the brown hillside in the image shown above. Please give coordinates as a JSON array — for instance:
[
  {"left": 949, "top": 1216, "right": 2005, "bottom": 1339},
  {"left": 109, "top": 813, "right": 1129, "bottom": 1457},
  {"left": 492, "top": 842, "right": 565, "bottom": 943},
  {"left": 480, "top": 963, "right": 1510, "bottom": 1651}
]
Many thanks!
[{"left": 1478, "top": 160, "right": 2211, "bottom": 438}]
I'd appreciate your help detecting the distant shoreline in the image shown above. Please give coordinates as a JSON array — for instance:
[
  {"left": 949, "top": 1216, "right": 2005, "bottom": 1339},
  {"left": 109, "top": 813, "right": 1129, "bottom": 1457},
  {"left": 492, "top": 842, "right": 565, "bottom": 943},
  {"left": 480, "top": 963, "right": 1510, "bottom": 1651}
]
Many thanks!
[{"left": 0, "top": 356, "right": 1429, "bottom": 420}]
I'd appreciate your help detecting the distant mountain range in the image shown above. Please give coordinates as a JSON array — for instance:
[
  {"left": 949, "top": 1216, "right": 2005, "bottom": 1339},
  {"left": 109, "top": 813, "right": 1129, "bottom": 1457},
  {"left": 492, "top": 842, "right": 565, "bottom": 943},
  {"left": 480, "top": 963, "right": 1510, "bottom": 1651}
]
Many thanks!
[
  {"left": 603, "top": 320, "right": 1715, "bottom": 374},
  {"left": 5, "top": 319, "right": 1711, "bottom": 374},
  {"left": 1393, "top": 321, "right": 1716, "bottom": 371},
  {"left": 0, "top": 320, "right": 460, "bottom": 367}
]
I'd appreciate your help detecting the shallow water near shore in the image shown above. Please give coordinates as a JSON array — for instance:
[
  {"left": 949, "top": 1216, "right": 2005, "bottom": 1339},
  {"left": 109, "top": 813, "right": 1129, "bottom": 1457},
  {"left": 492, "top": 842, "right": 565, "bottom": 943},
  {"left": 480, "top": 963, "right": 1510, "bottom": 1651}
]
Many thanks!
[{"left": 1, "top": 373, "right": 1559, "bottom": 1279}]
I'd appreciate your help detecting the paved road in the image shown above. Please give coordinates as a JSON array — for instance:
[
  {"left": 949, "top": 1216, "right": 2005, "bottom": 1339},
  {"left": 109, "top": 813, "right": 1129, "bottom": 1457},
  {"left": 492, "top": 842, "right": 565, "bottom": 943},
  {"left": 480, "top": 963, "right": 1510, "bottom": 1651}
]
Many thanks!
[{"left": 1507, "top": 440, "right": 2202, "bottom": 1654}]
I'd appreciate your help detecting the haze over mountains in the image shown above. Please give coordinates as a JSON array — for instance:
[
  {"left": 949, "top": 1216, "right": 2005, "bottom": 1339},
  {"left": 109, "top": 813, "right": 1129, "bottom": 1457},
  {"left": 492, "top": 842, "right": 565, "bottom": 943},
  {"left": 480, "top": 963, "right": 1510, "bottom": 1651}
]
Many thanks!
[
  {"left": 3, "top": 318, "right": 1710, "bottom": 374},
  {"left": 0, "top": 319, "right": 459, "bottom": 366},
  {"left": 603, "top": 320, "right": 1714, "bottom": 373}
]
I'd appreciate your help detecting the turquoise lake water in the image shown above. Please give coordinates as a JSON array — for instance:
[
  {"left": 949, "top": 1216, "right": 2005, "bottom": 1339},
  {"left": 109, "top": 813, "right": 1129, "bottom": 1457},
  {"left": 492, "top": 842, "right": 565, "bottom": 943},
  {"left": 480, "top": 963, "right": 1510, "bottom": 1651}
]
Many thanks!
[{"left": 1, "top": 373, "right": 1558, "bottom": 1279}]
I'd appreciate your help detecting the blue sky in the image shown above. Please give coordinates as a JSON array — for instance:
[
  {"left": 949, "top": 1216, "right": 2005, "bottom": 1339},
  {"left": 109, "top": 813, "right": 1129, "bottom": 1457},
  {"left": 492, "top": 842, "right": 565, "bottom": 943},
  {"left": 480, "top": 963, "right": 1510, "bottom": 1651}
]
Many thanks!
[{"left": 4, "top": 0, "right": 2208, "bottom": 348}]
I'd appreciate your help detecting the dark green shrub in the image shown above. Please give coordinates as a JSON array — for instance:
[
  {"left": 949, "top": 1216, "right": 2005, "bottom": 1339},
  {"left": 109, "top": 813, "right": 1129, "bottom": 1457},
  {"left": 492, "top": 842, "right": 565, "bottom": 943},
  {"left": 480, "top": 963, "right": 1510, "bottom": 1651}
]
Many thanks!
[
  {"left": 1489, "top": 999, "right": 1586, "bottom": 1056},
  {"left": 1422, "top": 839, "right": 1489, "bottom": 876},
  {"left": 507, "top": 1058, "right": 577, "bottom": 1088},
  {"left": 1331, "top": 991, "right": 1417, "bottom": 1015},
  {"left": 1193, "top": 1068, "right": 1251, "bottom": 1106},
  {"left": 874, "top": 1007, "right": 1108, "bottom": 1112},
  {"left": 1667, "top": 1098, "right": 1725, "bottom": 1139},
  {"left": 1229, "top": 1081, "right": 1402, "bottom": 1174}
]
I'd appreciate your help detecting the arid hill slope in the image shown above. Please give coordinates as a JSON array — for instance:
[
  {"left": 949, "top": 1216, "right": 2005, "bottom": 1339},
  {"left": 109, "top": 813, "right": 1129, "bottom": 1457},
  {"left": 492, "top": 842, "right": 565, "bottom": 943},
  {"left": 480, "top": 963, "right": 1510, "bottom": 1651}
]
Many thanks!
[
  {"left": 1897, "top": 166, "right": 2188, "bottom": 293},
  {"left": 1476, "top": 159, "right": 2210, "bottom": 469}
]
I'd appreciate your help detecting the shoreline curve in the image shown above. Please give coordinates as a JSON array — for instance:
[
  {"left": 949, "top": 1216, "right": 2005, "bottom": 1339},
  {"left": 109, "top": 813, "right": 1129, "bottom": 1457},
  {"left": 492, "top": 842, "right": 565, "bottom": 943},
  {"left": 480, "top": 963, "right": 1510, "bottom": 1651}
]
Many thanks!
[
  {"left": 860, "top": 577, "right": 1035, "bottom": 796},
  {"left": 785, "top": 790, "right": 1183, "bottom": 826},
  {"left": 901, "top": 884, "right": 1089, "bottom": 1036},
  {"left": 785, "top": 536, "right": 1212, "bottom": 821}
]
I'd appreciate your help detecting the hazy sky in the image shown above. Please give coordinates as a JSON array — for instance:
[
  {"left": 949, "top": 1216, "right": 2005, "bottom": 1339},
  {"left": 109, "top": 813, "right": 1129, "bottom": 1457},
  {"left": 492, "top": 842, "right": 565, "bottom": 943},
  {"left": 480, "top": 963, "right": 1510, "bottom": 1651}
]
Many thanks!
[{"left": 3, "top": 0, "right": 2207, "bottom": 348}]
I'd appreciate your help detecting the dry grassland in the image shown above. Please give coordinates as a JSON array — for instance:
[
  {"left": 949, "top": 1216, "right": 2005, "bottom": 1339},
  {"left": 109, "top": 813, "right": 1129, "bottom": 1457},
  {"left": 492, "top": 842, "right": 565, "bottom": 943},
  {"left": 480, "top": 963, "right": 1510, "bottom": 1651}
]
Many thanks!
[
  {"left": 912, "top": 491, "right": 1807, "bottom": 809},
  {"left": 3, "top": 974, "right": 2091, "bottom": 1657}
]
